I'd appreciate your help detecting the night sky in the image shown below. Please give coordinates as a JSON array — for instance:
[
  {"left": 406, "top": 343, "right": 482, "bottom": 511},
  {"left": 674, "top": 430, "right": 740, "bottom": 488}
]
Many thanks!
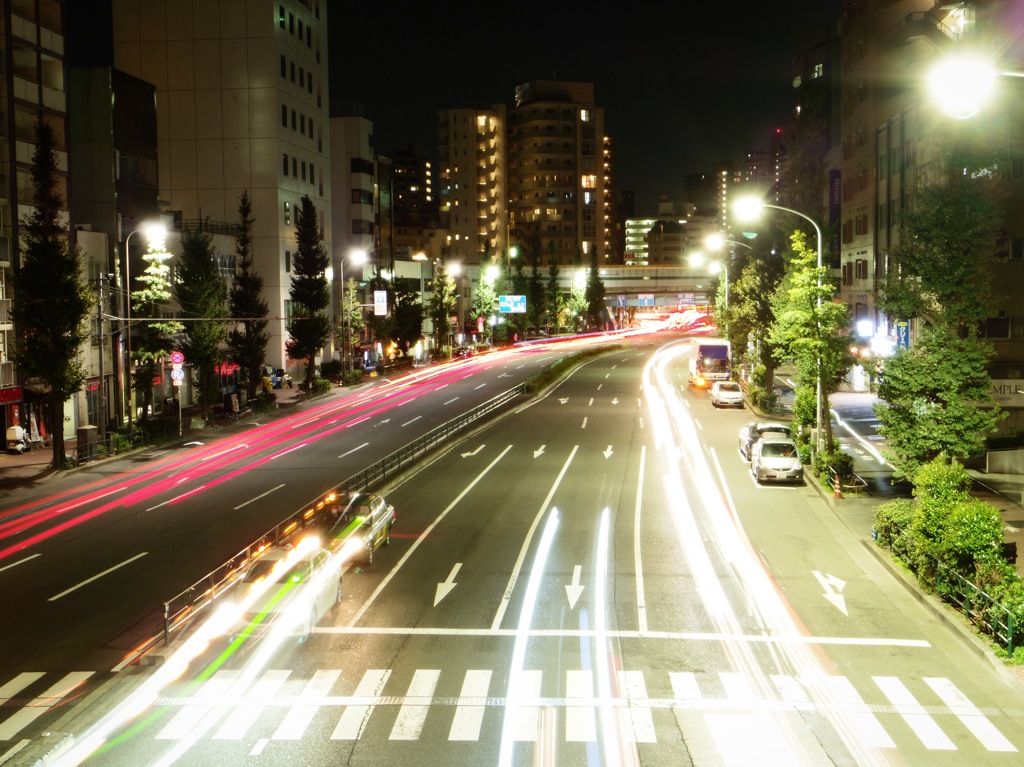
[{"left": 328, "top": 2, "right": 842, "bottom": 213}]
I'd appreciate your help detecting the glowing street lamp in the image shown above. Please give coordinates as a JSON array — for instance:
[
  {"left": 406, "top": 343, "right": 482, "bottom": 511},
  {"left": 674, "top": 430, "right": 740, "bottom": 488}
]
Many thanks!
[
  {"left": 688, "top": 251, "right": 729, "bottom": 309},
  {"left": 925, "top": 53, "right": 1024, "bottom": 119},
  {"left": 734, "top": 196, "right": 826, "bottom": 451},
  {"left": 123, "top": 221, "right": 167, "bottom": 427}
]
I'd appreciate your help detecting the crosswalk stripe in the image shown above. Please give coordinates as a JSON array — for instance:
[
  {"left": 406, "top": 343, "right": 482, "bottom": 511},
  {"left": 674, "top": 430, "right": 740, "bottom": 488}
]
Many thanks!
[
  {"left": 390, "top": 669, "right": 440, "bottom": 740},
  {"left": 874, "top": 676, "right": 955, "bottom": 750},
  {"left": 566, "top": 670, "right": 595, "bottom": 742},
  {"left": 0, "top": 673, "right": 45, "bottom": 704},
  {"left": 449, "top": 670, "right": 491, "bottom": 741},
  {"left": 720, "top": 672, "right": 758, "bottom": 704},
  {"left": 770, "top": 674, "right": 811, "bottom": 706},
  {"left": 511, "top": 669, "right": 542, "bottom": 741},
  {"left": 214, "top": 670, "right": 292, "bottom": 740},
  {"left": 332, "top": 669, "right": 390, "bottom": 740},
  {"left": 0, "top": 672, "right": 93, "bottom": 741},
  {"left": 924, "top": 677, "right": 1016, "bottom": 752},
  {"left": 669, "top": 671, "right": 701, "bottom": 703},
  {"left": 618, "top": 670, "right": 656, "bottom": 743},
  {"left": 156, "top": 670, "right": 238, "bottom": 740},
  {"left": 272, "top": 669, "right": 340, "bottom": 740},
  {"left": 821, "top": 675, "right": 894, "bottom": 748}
]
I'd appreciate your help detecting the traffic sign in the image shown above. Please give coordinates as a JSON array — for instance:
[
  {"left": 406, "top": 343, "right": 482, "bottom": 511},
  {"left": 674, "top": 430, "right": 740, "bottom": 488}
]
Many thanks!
[
  {"left": 170, "top": 368, "right": 185, "bottom": 381},
  {"left": 499, "top": 295, "right": 526, "bottom": 314},
  {"left": 170, "top": 351, "right": 184, "bottom": 364}
]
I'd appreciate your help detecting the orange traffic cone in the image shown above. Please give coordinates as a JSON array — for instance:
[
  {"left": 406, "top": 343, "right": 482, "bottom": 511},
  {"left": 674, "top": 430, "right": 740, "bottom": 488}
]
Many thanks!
[{"left": 833, "top": 473, "right": 843, "bottom": 499}]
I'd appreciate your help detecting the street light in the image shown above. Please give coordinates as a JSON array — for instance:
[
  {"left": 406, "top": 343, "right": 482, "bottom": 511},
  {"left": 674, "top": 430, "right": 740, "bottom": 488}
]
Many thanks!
[
  {"left": 926, "top": 53, "right": 1024, "bottom": 119},
  {"left": 123, "top": 221, "right": 167, "bottom": 428},
  {"left": 734, "top": 196, "right": 825, "bottom": 452},
  {"left": 341, "top": 249, "right": 368, "bottom": 380},
  {"left": 507, "top": 245, "right": 518, "bottom": 280},
  {"left": 688, "top": 251, "right": 729, "bottom": 309}
]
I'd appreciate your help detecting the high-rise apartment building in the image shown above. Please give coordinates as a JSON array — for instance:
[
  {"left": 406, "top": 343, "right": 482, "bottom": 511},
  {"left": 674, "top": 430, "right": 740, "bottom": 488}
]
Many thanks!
[
  {"left": 0, "top": 0, "right": 70, "bottom": 442},
  {"left": 506, "top": 81, "right": 606, "bottom": 268},
  {"left": 111, "top": 0, "right": 331, "bottom": 374},
  {"left": 437, "top": 107, "right": 507, "bottom": 268}
]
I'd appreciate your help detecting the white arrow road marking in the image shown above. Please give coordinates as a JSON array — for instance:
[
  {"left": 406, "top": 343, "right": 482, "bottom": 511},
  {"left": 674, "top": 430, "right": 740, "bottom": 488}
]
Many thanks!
[
  {"left": 435, "top": 563, "right": 462, "bottom": 606},
  {"left": 534, "top": 445, "right": 546, "bottom": 458},
  {"left": 565, "top": 565, "right": 584, "bottom": 609},
  {"left": 611, "top": 397, "right": 619, "bottom": 405},
  {"left": 559, "top": 397, "right": 569, "bottom": 404},
  {"left": 378, "top": 418, "right": 391, "bottom": 425},
  {"left": 603, "top": 445, "right": 614, "bottom": 459},
  {"left": 813, "top": 570, "right": 848, "bottom": 615},
  {"left": 461, "top": 445, "right": 485, "bottom": 457}
]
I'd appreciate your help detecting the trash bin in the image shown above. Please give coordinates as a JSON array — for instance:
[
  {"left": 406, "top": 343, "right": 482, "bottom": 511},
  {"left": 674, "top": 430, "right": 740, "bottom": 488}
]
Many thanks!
[{"left": 77, "top": 424, "right": 98, "bottom": 461}]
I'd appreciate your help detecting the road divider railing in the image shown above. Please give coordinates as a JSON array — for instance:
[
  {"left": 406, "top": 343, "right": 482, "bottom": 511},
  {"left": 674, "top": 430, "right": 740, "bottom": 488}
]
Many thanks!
[{"left": 145, "top": 383, "right": 528, "bottom": 659}]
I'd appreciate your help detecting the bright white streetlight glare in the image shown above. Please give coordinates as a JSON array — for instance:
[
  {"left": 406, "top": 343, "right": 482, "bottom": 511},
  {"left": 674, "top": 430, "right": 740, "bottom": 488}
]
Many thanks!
[
  {"left": 733, "top": 196, "right": 766, "bottom": 223},
  {"left": 927, "top": 54, "right": 998, "bottom": 119}
]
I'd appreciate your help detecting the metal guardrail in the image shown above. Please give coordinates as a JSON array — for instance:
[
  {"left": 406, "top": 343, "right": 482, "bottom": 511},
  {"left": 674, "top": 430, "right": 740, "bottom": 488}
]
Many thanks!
[{"left": 149, "top": 383, "right": 528, "bottom": 653}]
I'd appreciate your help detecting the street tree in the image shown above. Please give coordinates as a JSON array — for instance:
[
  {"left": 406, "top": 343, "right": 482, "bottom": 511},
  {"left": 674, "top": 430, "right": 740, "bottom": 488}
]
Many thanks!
[
  {"left": 11, "top": 121, "right": 92, "bottom": 468},
  {"left": 584, "top": 250, "right": 606, "bottom": 329},
  {"left": 285, "top": 195, "right": 331, "bottom": 388},
  {"left": 341, "top": 277, "right": 364, "bottom": 372},
  {"left": 428, "top": 259, "right": 457, "bottom": 355},
  {"left": 132, "top": 236, "right": 183, "bottom": 422},
  {"left": 546, "top": 260, "right": 565, "bottom": 335},
  {"left": 472, "top": 264, "right": 498, "bottom": 344},
  {"left": 527, "top": 258, "right": 546, "bottom": 332},
  {"left": 365, "top": 273, "right": 396, "bottom": 356},
  {"left": 567, "top": 273, "right": 588, "bottom": 332},
  {"left": 769, "top": 231, "right": 854, "bottom": 452},
  {"left": 876, "top": 327, "right": 1003, "bottom": 479},
  {"left": 175, "top": 227, "right": 227, "bottom": 416},
  {"left": 226, "top": 191, "right": 270, "bottom": 400},
  {"left": 728, "top": 241, "right": 787, "bottom": 402},
  {"left": 875, "top": 142, "right": 1003, "bottom": 476},
  {"left": 390, "top": 277, "right": 425, "bottom": 355}
]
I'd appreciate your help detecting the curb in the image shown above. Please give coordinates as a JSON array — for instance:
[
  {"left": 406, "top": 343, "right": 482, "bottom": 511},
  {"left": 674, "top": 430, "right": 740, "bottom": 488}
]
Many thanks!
[{"left": 805, "top": 471, "right": 1019, "bottom": 683}]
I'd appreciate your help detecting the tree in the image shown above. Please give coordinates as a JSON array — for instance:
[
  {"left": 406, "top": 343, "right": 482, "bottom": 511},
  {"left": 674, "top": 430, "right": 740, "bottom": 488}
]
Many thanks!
[
  {"left": 11, "top": 121, "right": 92, "bottom": 468},
  {"left": 341, "top": 277, "right": 364, "bottom": 371},
  {"left": 527, "top": 258, "right": 546, "bottom": 332},
  {"left": 545, "top": 260, "right": 565, "bottom": 335},
  {"left": 876, "top": 328, "right": 1003, "bottom": 479},
  {"left": 874, "top": 141, "right": 1003, "bottom": 476},
  {"left": 729, "top": 241, "right": 786, "bottom": 399},
  {"left": 428, "top": 260, "right": 458, "bottom": 355},
  {"left": 227, "top": 191, "right": 270, "bottom": 401},
  {"left": 769, "top": 231, "right": 854, "bottom": 451},
  {"left": 175, "top": 228, "right": 227, "bottom": 416},
  {"left": 391, "top": 277, "right": 425, "bottom": 354},
  {"left": 584, "top": 250, "right": 606, "bottom": 329},
  {"left": 566, "top": 273, "right": 588, "bottom": 332},
  {"left": 285, "top": 196, "right": 331, "bottom": 388},
  {"left": 132, "top": 236, "right": 183, "bottom": 423},
  {"left": 472, "top": 265, "right": 498, "bottom": 344},
  {"left": 365, "top": 273, "right": 397, "bottom": 356}
]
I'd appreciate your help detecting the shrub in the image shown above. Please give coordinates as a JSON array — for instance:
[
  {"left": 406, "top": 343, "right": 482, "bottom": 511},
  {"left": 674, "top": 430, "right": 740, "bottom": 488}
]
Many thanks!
[
  {"left": 311, "top": 378, "right": 331, "bottom": 395},
  {"left": 814, "top": 449, "right": 854, "bottom": 485},
  {"left": 319, "top": 359, "right": 343, "bottom": 381},
  {"left": 912, "top": 457, "right": 972, "bottom": 551},
  {"left": 874, "top": 499, "right": 917, "bottom": 548},
  {"left": 251, "top": 390, "right": 277, "bottom": 413},
  {"left": 343, "top": 368, "right": 364, "bottom": 386},
  {"left": 935, "top": 499, "right": 1005, "bottom": 575}
]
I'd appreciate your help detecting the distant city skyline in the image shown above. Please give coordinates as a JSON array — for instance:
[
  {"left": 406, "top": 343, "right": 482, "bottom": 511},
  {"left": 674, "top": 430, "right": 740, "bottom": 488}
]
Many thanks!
[{"left": 328, "top": 3, "right": 841, "bottom": 213}]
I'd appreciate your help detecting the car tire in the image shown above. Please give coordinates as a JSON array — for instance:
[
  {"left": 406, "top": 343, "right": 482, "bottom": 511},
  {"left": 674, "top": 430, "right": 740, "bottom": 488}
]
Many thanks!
[
  {"left": 367, "top": 541, "right": 374, "bottom": 566},
  {"left": 336, "top": 577, "right": 344, "bottom": 604},
  {"left": 299, "top": 610, "right": 315, "bottom": 643},
  {"left": 383, "top": 523, "right": 392, "bottom": 547}
]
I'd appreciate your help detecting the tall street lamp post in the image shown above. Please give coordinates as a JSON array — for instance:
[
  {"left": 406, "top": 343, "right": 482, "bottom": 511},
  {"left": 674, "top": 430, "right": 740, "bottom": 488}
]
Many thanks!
[
  {"left": 122, "top": 221, "right": 167, "bottom": 428},
  {"left": 734, "top": 196, "right": 825, "bottom": 452},
  {"left": 927, "top": 53, "right": 1024, "bottom": 119},
  {"left": 340, "top": 249, "right": 368, "bottom": 380}
]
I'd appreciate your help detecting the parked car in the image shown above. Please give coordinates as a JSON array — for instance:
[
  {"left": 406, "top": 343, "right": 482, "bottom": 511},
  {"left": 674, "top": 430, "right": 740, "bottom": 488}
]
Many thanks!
[
  {"left": 234, "top": 542, "right": 343, "bottom": 642},
  {"left": 738, "top": 421, "right": 791, "bottom": 461},
  {"left": 315, "top": 491, "right": 396, "bottom": 565},
  {"left": 710, "top": 381, "right": 744, "bottom": 408},
  {"left": 751, "top": 433, "right": 804, "bottom": 484}
]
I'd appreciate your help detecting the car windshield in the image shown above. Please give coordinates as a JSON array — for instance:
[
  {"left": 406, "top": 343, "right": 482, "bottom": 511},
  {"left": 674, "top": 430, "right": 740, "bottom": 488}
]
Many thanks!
[
  {"left": 762, "top": 442, "right": 797, "bottom": 458},
  {"left": 242, "top": 557, "right": 288, "bottom": 583},
  {"left": 719, "top": 383, "right": 741, "bottom": 392}
]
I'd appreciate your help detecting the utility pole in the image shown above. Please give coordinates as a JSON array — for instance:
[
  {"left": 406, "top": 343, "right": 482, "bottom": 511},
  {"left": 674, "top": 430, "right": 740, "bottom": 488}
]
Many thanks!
[{"left": 97, "top": 273, "right": 108, "bottom": 446}]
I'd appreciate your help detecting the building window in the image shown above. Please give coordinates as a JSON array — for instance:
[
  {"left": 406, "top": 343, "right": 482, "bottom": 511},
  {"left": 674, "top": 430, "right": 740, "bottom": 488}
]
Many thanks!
[
  {"left": 308, "top": 76, "right": 313, "bottom": 95},
  {"left": 1012, "top": 237, "right": 1023, "bottom": 260},
  {"left": 284, "top": 202, "right": 290, "bottom": 226},
  {"left": 300, "top": 114, "right": 305, "bottom": 134},
  {"left": 288, "top": 12, "right": 294, "bottom": 33},
  {"left": 299, "top": 68, "right": 304, "bottom": 88},
  {"left": 281, "top": 104, "right": 287, "bottom": 127},
  {"left": 290, "top": 62, "right": 295, "bottom": 82},
  {"left": 284, "top": 251, "right": 291, "bottom": 272},
  {"left": 291, "top": 109, "right": 296, "bottom": 130},
  {"left": 842, "top": 262, "right": 853, "bottom": 286},
  {"left": 282, "top": 153, "right": 288, "bottom": 175},
  {"left": 279, "top": 6, "right": 285, "bottom": 28},
  {"left": 280, "top": 55, "right": 286, "bottom": 78},
  {"left": 298, "top": 19, "right": 303, "bottom": 38},
  {"left": 855, "top": 214, "right": 868, "bottom": 236},
  {"left": 855, "top": 259, "right": 868, "bottom": 280},
  {"left": 301, "top": 161, "right": 306, "bottom": 181},
  {"left": 292, "top": 158, "right": 297, "bottom": 177}
]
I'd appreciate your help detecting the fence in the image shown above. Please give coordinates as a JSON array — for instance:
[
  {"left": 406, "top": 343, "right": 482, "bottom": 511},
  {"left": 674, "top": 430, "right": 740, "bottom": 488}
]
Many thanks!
[
  {"left": 145, "top": 383, "right": 527, "bottom": 654},
  {"left": 879, "top": 524, "right": 1020, "bottom": 654}
]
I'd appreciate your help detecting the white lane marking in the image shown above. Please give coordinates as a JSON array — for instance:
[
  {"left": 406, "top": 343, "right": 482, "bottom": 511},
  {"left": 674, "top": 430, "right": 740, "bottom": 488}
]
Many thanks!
[
  {"left": 449, "top": 670, "right": 492, "bottom": 741},
  {"left": 924, "top": 677, "right": 1016, "bottom": 752},
  {"left": 770, "top": 674, "right": 811, "bottom": 705},
  {"left": 874, "top": 676, "right": 955, "bottom": 750},
  {"left": 272, "top": 669, "right": 341, "bottom": 740},
  {"left": 443, "top": 397, "right": 459, "bottom": 405},
  {"left": 0, "top": 672, "right": 94, "bottom": 741},
  {"left": 0, "top": 554, "right": 41, "bottom": 574},
  {"left": 475, "top": 383, "right": 487, "bottom": 390},
  {"left": 48, "top": 552, "right": 148, "bottom": 601},
  {"left": 581, "top": 416, "right": 588, "bottom": 429},
  {"left": 214, "top": 670, "right": 292, "bottom": 740},
  {"left": 566, "top": 670, "right": 595, "bottom": 742},
  {"left": 389, "top": 669, "right": 440, "bottom": 740},
  {"left": 233, "top": 484, "right": 285, "bottom": 510},
  {"left": 634, "top": 446, "right": 648, "bottom": 633},
  {"left": 156, "top": 670, "right": 239, "bottom": 740},
  {"left": 338, "top": 442, "right": 369, "bottom": 458},
  {"left": 249, "top": 737, "right": 269, "bottom": 756},
  {"left": 721, "top": 672, "right": 758, "bottom": 704},
  {"left": 401, "top": 416, "right": 422, "bottom": 427},
  {"left": 491, "top": 446, "right": 578, "bottom": 630},
  {"left": 512, "top": 670, "right": 542, "bottom": 742},
  {"left": 670, "top": 672, "right": 702, "bottom": 702},
  {"left": 331, "top": 670, "right": 391, "bottom": 740},
  {"left": 619, "top": 670, "right": 656, "bottom": 743}
]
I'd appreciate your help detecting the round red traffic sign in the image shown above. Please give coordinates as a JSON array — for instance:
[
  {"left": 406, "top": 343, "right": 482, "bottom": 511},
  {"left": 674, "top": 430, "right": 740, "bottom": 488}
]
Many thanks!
[{"left": 170, "top": 351, "right": 185, "bottom": 364}]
